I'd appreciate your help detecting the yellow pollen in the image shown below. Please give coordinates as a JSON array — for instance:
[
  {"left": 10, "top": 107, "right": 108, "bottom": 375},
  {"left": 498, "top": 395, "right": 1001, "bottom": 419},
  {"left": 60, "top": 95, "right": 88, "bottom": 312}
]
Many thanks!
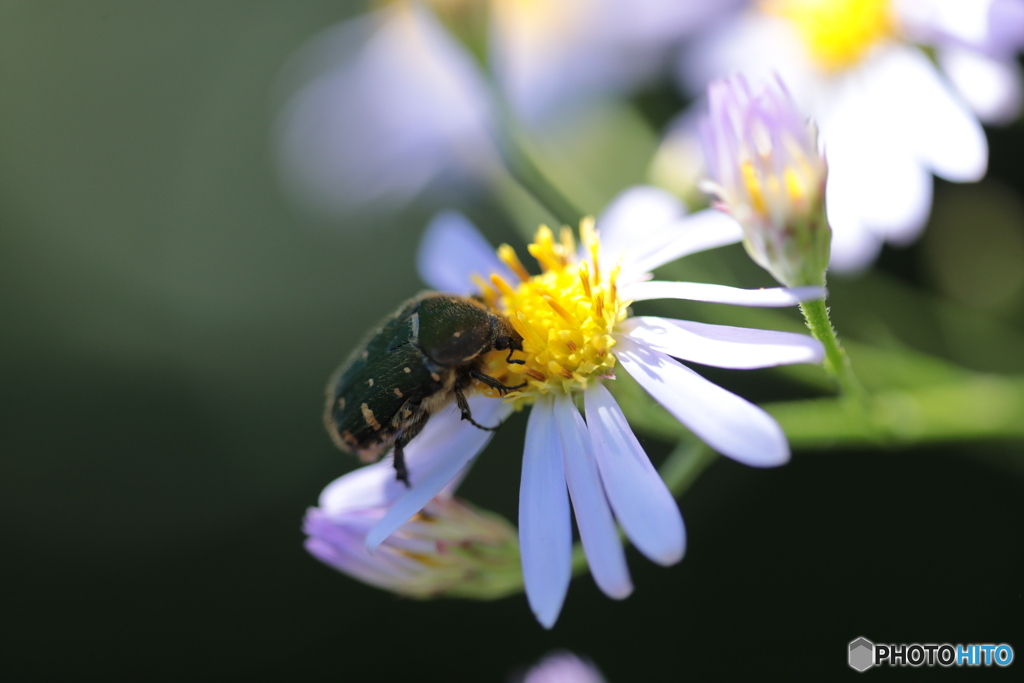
[
  {"left": 784, "top": 168, "right": 805, "bottom": 205},
  {"left": 579, "top": 262, "right": 592, "bottom": 298},
  {"left": 478, "top": 221, "right": 629, "bottom": 403},
  {"left": 763, "top": 0, "right": 896, "bottom": 72},
  {"left": 559, "top": 226, "right": 576, "bottom": 260},
  {"left": 741, "top": 161, "right": 769, "bottom": 216},
  {"left": 490, "top": 273, "right": 517, "bottom": 299},
  {"left": 498, "top": 244, "right": 531, "bottom": 282},
  {"left": 471, "top": 274, "right": 499, "bottom": 309},
  {"left": 742, "top": 151, "right": 818, "bottom": 218},
  {"left": 541, "top": 293, "right": 575, "bottom": 325}
]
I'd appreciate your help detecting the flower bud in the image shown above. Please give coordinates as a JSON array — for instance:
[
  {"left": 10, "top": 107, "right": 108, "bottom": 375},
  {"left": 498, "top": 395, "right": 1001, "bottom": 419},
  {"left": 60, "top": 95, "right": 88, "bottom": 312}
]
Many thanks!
[
  {"left": 521, "top": 651, "right": 607, "bottom": 683},
  {"left": 304, "top": 462, "right": 521, "bottom": 600},
  {"left": 700, "top": 74, "right": 831, "bottom": 287}
]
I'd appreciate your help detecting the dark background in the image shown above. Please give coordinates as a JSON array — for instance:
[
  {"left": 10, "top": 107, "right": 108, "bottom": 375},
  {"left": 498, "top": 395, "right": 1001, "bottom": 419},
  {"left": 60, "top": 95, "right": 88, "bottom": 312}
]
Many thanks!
[{"left": 2, "top": 2, "right": 1022, "bottom": 680}]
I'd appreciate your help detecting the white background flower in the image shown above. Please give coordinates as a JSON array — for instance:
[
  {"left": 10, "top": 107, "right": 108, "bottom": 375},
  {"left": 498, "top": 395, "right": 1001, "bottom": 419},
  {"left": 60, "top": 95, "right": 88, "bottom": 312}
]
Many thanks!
[
  {"left": 276, "top": 5, "right": 498, "bottom": 216},
  {"left": 676, "top": 0, "right": 1022, "bottom": 272},
  {"left": 275, "top": 1, "right": 746, "bottom": 216}
]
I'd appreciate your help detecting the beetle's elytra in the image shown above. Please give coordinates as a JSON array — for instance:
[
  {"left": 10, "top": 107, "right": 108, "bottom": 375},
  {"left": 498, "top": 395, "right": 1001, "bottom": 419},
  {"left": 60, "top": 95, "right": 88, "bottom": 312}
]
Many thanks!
[{"left": 324, "top": 292, "right": 524, "bottom": 486}]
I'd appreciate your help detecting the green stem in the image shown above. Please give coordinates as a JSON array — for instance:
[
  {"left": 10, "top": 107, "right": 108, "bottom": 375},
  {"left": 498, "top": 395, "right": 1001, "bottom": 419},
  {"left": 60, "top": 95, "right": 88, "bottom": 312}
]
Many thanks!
[
  {"left": 799, "top": 297, "right": 864, "bottom": 399},
  {"left": 615, "top": 362, "right": 1024, "bottom": 450},
  {"left": 492, "top": 108, "right": 586, "bottom": 229},
  {"left": 768, "top": 375, "right": 1024, "bottom": 447},
  {"left": 424, "top": 1, "right": 585, "bottom": 229},
  {"left": 660, "top": 441, "right": 718, "bottom": 494}
]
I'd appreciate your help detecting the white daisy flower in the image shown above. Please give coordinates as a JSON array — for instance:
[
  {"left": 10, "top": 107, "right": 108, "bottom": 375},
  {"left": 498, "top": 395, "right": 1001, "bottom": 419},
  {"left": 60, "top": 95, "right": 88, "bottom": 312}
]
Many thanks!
[
  {"left": 489, "top": 0, "right": 745, "bottom": 123},
  {"left": 365, "top": 186, "right": 826, "bottom": 627},
  {"left": 275, "top": 1, "right": 743, "bottom": 215},
  {"left": 677, "top": 0, "right": 1022, "bottom": 272},
  {"left": 275, "top": 4, "right": 498, "bottom": 217},
  {"left": 304, "top": 394, "right": 521, "bottom": 599}
]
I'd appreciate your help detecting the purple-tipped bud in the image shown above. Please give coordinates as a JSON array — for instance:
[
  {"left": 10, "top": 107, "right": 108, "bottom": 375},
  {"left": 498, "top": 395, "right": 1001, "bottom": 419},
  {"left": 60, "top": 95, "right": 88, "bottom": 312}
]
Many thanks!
[
  {"left": 304, "top": 462, "right": 520, "bottom": 599},
  {"left": 701, "top": 74, "right": 831, "bottom": 287},
  {"left": 521, "top": 651, "right": 607, "bottom": 683}
]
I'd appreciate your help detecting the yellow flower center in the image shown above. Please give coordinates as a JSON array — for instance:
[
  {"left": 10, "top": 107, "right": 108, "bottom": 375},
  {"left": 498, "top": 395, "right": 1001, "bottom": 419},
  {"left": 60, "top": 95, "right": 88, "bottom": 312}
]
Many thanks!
[
  {"left": 762, "top": 0, "right": 896, "bottom": 72},
  {"left": 476, "top": 220, "right": 628, "bottom": 405},
  {"left": 741, "top": 159, "right": 816, "bottom": 219}
]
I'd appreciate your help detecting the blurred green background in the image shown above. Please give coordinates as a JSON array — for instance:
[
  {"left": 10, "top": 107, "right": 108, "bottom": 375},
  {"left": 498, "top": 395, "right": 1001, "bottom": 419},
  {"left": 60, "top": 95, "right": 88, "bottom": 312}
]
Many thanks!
[{"left": 2, "top": 2, "right": 1022, "bottom": 679}]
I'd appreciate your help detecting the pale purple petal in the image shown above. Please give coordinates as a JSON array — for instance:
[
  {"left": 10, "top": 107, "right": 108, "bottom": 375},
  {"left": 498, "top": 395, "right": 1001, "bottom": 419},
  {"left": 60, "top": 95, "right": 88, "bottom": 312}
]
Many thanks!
[
  {"left": 365, "top": 396, "right": 512, "bottom": 551},
  {"left": 618, "top": 317, "right": 824, "bottom": 369},
  {"left": 988, "top": 0, "right": 1024, "bottom": 53},
  {"left": 553, "top": 394, "right": 632, "bottom": 600},
  {"left": 417, "top": 211, "right": 513, "bottom": 295},
  {"left": 519, "top": 397, "right": 572, "bottom": 629},
  {"left": 305, "top": 511, "right": 410, "bottom": 586},
  {"left": 275, "top": 7, "right": 496, "bottom": 215},
  {"left": 622, "top": 280, "right": 824, "bottom": 306},
  {"left": 584, "top": 383, "right": 685, "bottom": 566},
  {"left": 617, "top": 337, "right": 789, "bottom": 467},
  {"left": 621, "top": 210, "right": 746, "bottom": 281},
  {"left": 523, "top": 651, "right": 607, "bottom": 683}
]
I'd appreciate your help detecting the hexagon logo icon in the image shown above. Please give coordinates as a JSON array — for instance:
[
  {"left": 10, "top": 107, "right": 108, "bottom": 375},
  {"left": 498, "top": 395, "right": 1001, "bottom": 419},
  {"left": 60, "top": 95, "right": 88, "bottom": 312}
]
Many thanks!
[{"left": 849, "top": 637, "right": 875, "bottom": 672}]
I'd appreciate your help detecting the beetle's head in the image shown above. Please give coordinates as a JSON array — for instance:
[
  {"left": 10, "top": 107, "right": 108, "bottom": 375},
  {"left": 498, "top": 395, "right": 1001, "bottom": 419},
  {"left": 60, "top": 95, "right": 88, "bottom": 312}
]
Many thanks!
[{"left": 491, "top": 314, "right": 523, "bottom": 354}]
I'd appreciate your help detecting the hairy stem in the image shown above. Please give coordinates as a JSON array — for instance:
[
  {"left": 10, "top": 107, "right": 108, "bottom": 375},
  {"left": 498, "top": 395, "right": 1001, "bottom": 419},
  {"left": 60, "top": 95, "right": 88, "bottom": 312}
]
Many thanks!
[{"left": 799, "top": 297, "right": 864, "bottom": 399}]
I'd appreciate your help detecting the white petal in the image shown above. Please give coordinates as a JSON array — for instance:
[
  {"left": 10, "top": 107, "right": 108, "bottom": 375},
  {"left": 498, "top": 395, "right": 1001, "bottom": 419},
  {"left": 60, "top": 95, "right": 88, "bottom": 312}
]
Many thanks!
[
  {"left": 617, "top": 338, "right": 790, "bottom": 467},
  {"left": 596, "top": 185, "right": 687, "bottom": 262},
  {"left": 365, "top": 396, "right": 511, "bottom": 551},
  {"left": 621, "top": 210, "right": 746, "bottom": 281},
  {"left": 622, "top": 280, "right": 825, "bottom": 306},
  {"left": 939, "top": 47, "right": 1023, "bottom": 125},
  {"left": 519, "top": 398, "right": 572, "bottom": 629},
  {"left": 553, "top": 394, "right": 632, "bottom": 600},
  {"left": 873, "top": 46, "right": 988, "bottom": 182},
  {"left": 897, "top": 0, "right": 992, "bottom": 48},
  {"left": 824, "top": 82, "right": 934, "bottom": 246},
  {"left": 417, "top": 211, "right": 511, "bottom": 294},
  {"left": 619, "top": 317, "right": 824, "bottom": 368},
  {"left": 677, "top": 13, "right": 814, "bottom": 104},
  {"left": 824, "top": 203, "right": 885, "bottom": 274},
  {"left": 584, "top": 383, "right": 685, "bottom": 566},
  {"left": 318, "top": 460, "right": 400, "bottom": 514}
]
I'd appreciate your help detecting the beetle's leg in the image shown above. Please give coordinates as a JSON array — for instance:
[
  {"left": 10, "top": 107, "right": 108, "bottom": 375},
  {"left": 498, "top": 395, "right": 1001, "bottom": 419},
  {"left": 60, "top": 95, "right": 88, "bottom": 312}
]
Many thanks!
[
  {"left": 454, "top": 384, "right": 502, "bottom": 431},
  {"left": 392, "top": 410, "right": 430, "bottom": 488},
  {"left": 392, "top": 441, "right": 410, "bottom": 488},
  {"left": 470, "top": 369, "right": 527, "bottom": 394},
  {"left": 505, "top": 348, "right": 525, "bottom": 365}
]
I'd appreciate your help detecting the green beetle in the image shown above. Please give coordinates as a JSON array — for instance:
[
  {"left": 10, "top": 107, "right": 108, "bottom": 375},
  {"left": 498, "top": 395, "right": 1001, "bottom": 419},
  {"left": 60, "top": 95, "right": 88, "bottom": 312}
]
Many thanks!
[{"left": 324, "top": 292, "right": 525, "bottom": 486}]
